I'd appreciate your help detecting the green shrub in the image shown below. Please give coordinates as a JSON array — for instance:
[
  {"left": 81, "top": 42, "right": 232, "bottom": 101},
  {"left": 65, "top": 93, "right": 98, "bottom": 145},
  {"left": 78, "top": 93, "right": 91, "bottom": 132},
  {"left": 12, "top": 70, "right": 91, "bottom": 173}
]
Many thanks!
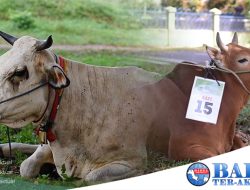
[
  {"left": 10, "top": 11, "right": 35, "bottom": 30},
  {"left": 0, "top": 124, "right": 37, "bottom": 144}
]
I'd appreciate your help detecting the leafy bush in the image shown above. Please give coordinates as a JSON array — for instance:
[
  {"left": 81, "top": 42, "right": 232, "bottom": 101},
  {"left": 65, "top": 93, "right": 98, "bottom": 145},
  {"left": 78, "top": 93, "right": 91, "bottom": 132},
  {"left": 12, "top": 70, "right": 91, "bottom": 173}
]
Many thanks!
[
  {"left": 0, "top": 124, "right": 38, "bottom": 144},
  {"left": 10, "top": 11, "right": 35, "bottom": 30}
]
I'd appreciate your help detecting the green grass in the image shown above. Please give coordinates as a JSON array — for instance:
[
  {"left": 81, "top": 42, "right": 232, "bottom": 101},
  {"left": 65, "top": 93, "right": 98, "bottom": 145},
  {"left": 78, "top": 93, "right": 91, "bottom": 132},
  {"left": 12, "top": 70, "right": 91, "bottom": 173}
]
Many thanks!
[
  {"left": 238, "top": 104, "right": 250, "bottom": 126},
  {"left": 0, "top": 125, "right": 37, "bottom": 144},
  {"left": 146, "top": 150, "right": 191, "bottom": 173},
  {"left": 0, "top": 174, "right": 75, "bottom": 190},
  {"left": 0, "top": 0, "right": 164, "bottom": 46},
  {"left": 58, "top": 50, "right": 175, "bottom": 74},
  {"left": 0, "top": 18, "right": 152, "bottom": 46},
  {"left": 0, "top": 0, "right": 129, "bottom": 23}
]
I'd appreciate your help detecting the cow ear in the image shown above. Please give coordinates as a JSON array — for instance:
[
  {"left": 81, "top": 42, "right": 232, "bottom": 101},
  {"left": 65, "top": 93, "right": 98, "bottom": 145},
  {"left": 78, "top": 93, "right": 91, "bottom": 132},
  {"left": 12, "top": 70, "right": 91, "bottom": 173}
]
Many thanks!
[
  {"left": 205, "top": 45, "right": 222, "bottom": 61},
  {"left": 47, "top": 65, "right": 70, "bottom": 89}
]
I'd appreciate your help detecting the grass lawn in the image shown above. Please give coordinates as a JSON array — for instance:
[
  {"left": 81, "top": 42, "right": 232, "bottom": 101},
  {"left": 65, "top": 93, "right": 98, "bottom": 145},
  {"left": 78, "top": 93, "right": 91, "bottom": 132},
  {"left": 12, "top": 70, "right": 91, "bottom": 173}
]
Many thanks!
[
  {"left": 0, "top": 175, "right": 73, "bottom": 190},
  {"left": 0, "top": 18, "right": 157, "bottom": 46},
  {"left": 0, "top": 0, "right": 167, "bottom": 47}
]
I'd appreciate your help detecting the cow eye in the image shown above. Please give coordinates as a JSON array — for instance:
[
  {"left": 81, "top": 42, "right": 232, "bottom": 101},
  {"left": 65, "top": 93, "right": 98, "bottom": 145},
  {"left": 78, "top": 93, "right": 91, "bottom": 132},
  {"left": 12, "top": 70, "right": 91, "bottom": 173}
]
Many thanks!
[
  {"left": 10, "top": 66, "right": 29, "bottom": 81},
  {"left": 238, "top": 58, "right": 248, "bottom": 64}
]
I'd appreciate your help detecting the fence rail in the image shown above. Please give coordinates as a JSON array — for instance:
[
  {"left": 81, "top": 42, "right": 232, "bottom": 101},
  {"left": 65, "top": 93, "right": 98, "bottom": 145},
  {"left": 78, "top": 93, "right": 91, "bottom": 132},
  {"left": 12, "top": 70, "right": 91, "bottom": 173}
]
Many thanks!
[
  {"left": 175, "top": 12, "right": 213, "bottom": 30},
  {"left": 220, "top": 15, "right": 250, "bottom": 31},
  {"left": 133, "top": 9, "right": 250, "bottom": 31},
  {"left": 132, "top": 9, "right": 167, "bottom": 28}
]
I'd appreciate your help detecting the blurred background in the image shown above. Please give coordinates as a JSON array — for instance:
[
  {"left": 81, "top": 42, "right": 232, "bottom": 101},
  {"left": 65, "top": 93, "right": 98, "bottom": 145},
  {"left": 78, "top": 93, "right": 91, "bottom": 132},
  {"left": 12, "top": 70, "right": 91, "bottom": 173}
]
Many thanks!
[{"left": 0, "top": 0, "right": 250, "bottom": 48}]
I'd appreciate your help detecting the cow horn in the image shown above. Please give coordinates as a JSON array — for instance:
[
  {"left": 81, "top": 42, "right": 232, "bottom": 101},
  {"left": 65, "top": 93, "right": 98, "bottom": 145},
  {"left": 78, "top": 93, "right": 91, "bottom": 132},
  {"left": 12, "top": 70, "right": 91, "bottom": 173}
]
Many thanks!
[
  {"left": 0, "top": 31, "right": 18, "bottom": 45},
  {"left": 216, "top": 32, "right": 228, "bottom": 52},
  {"left": 36, "top": 35, "right": 53, "bottom": 51},
  {"left": 232, "top": 32, "right": 238, "bottom": 44}
]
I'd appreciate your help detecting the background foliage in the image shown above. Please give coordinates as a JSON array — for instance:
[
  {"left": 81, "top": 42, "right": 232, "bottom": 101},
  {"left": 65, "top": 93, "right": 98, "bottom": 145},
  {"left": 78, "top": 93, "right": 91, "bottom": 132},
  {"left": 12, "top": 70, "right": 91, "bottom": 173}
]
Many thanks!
[{"left": 0, "top": 0, "right": 151, "bottom": 46}]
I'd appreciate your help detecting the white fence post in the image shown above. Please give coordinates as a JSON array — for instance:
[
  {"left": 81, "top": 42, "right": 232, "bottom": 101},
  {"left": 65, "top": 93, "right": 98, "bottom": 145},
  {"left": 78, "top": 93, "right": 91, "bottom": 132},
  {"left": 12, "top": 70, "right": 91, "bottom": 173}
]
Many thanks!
[
  {"left": 209, "top": 8, "right": 221, "bottom": 46},
  {"left": 165, "top": 6, "right": 176, "bottom": 46}
]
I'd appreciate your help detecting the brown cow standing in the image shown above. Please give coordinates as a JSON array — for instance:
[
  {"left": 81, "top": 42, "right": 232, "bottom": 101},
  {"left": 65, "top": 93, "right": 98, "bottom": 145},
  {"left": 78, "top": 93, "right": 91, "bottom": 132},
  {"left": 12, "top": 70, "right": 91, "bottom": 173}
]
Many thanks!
[{"left": 145, "top": 32, "right": 248, "bottom": 161}]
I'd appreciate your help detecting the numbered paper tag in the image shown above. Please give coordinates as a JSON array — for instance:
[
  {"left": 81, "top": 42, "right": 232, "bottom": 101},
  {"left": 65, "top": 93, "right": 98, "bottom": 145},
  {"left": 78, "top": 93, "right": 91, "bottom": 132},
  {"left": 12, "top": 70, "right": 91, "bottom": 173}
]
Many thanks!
[{"left": 186, "top": 76, "right": 225, "bottom": 124}]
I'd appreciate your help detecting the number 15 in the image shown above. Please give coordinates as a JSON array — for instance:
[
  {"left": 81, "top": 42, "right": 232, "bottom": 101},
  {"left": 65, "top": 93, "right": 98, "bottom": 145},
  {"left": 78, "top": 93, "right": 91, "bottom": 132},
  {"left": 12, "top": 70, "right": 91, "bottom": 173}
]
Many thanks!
[{"left": 195, "top": 100, "right": 213, "bottom": 115}]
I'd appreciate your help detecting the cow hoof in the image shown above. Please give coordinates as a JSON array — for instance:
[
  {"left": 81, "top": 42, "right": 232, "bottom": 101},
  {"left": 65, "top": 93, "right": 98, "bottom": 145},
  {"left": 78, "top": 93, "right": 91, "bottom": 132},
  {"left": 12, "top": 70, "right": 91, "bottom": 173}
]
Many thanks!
[{"left": 85, "top": 161, "right": 137, "bottom": 182}]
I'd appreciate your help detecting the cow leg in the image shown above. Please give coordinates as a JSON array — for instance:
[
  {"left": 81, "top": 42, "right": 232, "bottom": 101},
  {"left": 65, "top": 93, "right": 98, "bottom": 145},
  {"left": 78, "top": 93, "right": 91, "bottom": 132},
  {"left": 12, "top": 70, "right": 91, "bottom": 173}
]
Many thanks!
[
  {"left": 20, "top": 144, "right": 54, "bottom": 178},
  {"left": 85, "top": 161, "right": 138, "bottom": 182},
  {"left": 0, "top": 143, "right": 38, "bottom": 158}
]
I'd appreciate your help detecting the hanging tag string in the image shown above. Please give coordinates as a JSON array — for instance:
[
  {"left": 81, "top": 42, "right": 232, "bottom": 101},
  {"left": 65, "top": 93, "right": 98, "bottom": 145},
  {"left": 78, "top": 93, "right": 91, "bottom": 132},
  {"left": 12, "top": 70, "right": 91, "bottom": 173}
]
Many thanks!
[
  {"left": 204, "top": 61, "right": 221, "bottom": 86},
  {"left": 180, "top": 61, "right": 250, "bottom": 94}
]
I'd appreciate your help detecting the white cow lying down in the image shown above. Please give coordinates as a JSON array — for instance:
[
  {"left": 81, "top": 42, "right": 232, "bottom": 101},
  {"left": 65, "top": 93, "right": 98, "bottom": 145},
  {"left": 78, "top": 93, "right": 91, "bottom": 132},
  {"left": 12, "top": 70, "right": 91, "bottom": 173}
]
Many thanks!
[{"left": 0, "top": 31, "right": 160, "bottom": 182}]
